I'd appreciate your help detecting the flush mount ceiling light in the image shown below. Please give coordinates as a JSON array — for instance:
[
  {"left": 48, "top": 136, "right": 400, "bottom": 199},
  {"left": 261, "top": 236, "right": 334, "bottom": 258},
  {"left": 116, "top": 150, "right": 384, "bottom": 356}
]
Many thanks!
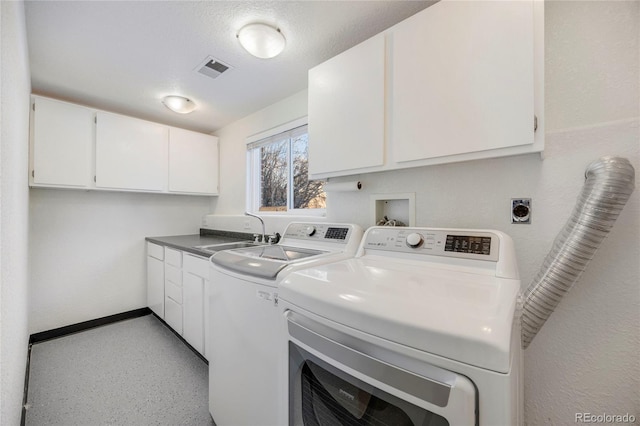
[
  {"left": 237, "top": 23, "right": 286, "bottom": 59},
  {"left": 162, "top": 95, "right": 196, "bottom": 114}
]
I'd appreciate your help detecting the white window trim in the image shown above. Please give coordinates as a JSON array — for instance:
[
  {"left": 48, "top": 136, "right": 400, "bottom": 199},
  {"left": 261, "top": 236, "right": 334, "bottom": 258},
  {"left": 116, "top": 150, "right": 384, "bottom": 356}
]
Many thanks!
[
  {"left": 246, "top": 117, "right": 326, "bottom": 217},
  {"left": 245, "top": 116, "right": 308, "bottom": 146}
]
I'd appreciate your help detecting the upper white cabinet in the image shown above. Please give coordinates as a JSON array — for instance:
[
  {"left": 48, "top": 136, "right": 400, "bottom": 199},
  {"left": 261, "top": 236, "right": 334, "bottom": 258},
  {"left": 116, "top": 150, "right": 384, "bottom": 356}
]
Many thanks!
[
  {"left": 29, "top": 96, "right": 219, "bottom": 195},
  {"left": 169, "top": 128, "right": 219, "bottom": 195},
  {"left": 307, "top": 0, "right": 543, "bottom": 179},
  {"left": 308, "top": 33, "right": 385, "bottom": 176},
  {"left": 95, "top": 112, "right": 169, "bottom": 192},
  {"left": 30, "top": 97, "right": 94, "bottom": 188},
  {"left": 391, "top": 0, "right": 536, "bottom": 162}
]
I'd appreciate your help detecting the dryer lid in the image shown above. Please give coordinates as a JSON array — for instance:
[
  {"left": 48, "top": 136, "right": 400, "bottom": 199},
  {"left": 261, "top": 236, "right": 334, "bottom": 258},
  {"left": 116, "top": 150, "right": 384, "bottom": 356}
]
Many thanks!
[{"left": 279, "top": 256, "right": 520, "bottom": 373}]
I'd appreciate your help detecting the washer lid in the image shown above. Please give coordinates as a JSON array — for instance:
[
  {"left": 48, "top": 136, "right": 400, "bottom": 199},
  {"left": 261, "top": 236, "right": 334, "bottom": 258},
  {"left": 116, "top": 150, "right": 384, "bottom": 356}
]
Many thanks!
[
  {"left": 280, "top": 256, "right": 520, "bottom": 373},
  {"left": 211, "top": 245, "right": 327, "bottom": 280}
]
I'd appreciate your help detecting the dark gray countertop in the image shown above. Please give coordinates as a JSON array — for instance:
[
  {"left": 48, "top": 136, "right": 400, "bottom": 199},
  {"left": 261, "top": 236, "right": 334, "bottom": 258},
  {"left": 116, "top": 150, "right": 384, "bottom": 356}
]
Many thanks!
[{"left": 146, "top": 229, "right": 255, "bottom": 258}]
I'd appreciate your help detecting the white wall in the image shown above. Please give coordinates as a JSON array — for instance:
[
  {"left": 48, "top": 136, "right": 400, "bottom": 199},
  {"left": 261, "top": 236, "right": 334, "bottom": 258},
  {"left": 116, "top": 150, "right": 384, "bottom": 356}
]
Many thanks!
[
  {"left": 28, "top": 190, "right": 211, "bottom": 333},
  {"left": 525, "top": 2, "right": 639, "bottom": 422},
  {"left": 210, "top": 2, "right": 639, "bottom": 424},
  {"left": 1, "top": 1, "right": 32, "bottom": 424}
]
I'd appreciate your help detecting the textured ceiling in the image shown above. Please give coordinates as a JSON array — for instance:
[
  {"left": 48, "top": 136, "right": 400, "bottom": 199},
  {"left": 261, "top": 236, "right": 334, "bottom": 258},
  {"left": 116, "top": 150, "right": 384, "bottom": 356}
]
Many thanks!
[{"left": 25, "top": 1, "right": 433, "bottom": 134}]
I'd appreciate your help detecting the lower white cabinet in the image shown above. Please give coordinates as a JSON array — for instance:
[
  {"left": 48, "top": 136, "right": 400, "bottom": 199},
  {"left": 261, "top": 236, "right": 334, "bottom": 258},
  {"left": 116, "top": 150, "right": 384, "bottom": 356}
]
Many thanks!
[
  {"left": 146, "top": 243, "right": 209, "bottom": 359},
  {"left": 183, "top": 270, "right": 205, "bottom": 354},
  {"left": 183, "top": 254, "right": 209, "bottom": 358},
  {"left": 164, "top": 248, "right": 183, "bottom": 334},
  {"left": 146, "top": 243, "right": 165, "bottom": 318},
  {"left": 164, "top": 297, "right": 183, "bottom": 334}
]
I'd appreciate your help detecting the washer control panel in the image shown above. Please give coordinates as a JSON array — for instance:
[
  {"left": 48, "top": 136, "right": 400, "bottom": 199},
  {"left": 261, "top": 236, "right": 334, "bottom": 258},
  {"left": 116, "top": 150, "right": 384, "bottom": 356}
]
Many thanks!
[
  {"left": 283, "top": 223, "right": 354, "bottom": 244},
  {"left": 363, "top": 227, "right": 500, "bottom": 261}
]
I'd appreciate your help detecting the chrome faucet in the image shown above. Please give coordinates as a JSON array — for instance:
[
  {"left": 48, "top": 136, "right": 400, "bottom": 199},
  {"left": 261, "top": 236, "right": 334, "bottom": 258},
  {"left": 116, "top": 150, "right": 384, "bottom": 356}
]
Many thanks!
[{"left": 244, "top": 212, "right": 265, "bottom": 243}]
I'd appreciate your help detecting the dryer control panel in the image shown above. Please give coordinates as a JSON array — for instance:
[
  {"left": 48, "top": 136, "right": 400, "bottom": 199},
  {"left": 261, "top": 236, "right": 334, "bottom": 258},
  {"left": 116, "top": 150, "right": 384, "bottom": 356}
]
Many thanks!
[{"left": 363, "top": 227, "right": 500, "bottom": 262}]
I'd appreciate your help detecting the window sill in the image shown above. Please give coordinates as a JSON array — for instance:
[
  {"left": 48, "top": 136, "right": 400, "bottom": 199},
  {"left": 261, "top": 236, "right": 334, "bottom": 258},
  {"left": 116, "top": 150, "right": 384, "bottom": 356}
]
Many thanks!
[{"left": 249, "top": 209, "right": 326, "bottom": 218}]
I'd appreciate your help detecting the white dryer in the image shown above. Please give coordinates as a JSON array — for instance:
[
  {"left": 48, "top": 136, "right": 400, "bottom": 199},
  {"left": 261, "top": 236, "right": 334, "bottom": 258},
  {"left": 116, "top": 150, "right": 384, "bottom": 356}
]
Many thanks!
[
  {"left": 208, "top": 222, "right": 363, "bottom": 426},
  {"left": 279, "top": 226, "right": 523, "bottom": 425}
]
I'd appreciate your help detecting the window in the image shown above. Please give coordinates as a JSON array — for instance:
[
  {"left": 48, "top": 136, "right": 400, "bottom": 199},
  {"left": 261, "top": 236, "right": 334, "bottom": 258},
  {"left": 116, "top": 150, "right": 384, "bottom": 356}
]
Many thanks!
[{"left": 247, "top": 123, "right": 326, "bottom": 213}]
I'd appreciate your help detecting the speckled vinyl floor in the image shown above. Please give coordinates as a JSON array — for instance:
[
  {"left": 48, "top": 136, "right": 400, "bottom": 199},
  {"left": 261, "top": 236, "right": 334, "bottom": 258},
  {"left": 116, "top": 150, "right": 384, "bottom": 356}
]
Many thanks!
[{"left": 25, "top": 314, "right": 215, "bottom": 426}]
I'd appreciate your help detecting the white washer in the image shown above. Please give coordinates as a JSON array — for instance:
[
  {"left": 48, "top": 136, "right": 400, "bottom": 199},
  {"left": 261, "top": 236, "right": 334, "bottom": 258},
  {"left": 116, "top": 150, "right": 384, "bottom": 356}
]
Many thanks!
[
  {"left": 208, "top": 222, "right": 363, "bottom": 426},
  {"left": 279, "top": 226, "right": 523, "bottom": 425}
]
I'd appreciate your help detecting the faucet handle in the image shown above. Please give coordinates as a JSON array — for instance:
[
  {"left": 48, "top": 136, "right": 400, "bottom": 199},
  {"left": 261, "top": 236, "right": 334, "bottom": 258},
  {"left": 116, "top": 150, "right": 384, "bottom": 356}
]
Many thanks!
[
  {"left": 253, "top": 234, "right": 261, "bottom": 243},
  {"left": 267, "top": 233, "right": 281, "bottom": 245}
]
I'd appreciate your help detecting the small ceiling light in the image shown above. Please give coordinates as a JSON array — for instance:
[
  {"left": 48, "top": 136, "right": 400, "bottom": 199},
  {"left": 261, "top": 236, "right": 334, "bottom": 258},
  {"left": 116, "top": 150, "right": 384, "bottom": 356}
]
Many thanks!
[
  {"left": 162, "top": 95, "right": 196, "bottom": 114},
  {"left": 237, "top": 23, "right": 286, "bottom": 59}
]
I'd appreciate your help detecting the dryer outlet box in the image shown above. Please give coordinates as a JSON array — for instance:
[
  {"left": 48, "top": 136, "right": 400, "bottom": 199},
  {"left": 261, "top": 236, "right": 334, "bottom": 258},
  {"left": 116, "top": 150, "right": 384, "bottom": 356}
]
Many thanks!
[{"left": 511, "top": 198, "right": 531, "bottom": 224}]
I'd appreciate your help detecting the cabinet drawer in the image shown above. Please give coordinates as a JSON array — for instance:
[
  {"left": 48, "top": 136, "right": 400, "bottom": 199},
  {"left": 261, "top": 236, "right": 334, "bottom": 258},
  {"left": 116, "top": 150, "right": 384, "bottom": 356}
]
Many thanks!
[
  {"left": 165, "top": 280, "right": 182, "bottom": 304},
  {"left": 184, "top": 253, "right": 210, "bottom": 279},
  {"left": 165, "top": 263, "right": 182, "bottom": 286},
  {"left": 165, "top": 248, "right": 182, "bottom": 267},
  {"left": 147, "top": 242, "right": 164, "bottom": 261},
  {"left": 165, "top": 296, "right": 183, "bottom": 334}
]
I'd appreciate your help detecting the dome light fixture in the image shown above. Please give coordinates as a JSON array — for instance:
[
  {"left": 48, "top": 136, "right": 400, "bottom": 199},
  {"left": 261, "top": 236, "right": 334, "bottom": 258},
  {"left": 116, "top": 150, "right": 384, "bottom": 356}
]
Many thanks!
[
  {"left": 162, "top": 95, "right": 196, "bottom": 114},
  {"left": 237, "top": 23, "right": 286, "bottom": 59}
]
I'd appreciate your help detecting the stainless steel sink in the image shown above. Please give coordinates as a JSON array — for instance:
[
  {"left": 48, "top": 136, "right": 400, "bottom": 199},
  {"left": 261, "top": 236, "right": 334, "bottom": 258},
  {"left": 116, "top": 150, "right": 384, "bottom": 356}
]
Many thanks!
[{"left": 195, "top": 241, "right": 261, "bottom": 253}]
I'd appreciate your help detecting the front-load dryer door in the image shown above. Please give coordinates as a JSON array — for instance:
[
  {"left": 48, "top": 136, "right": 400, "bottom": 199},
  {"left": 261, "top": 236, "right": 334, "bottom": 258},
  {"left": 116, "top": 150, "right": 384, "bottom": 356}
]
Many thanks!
[{"left": 287, "top": 311, "right": 477, "bottom": 426}]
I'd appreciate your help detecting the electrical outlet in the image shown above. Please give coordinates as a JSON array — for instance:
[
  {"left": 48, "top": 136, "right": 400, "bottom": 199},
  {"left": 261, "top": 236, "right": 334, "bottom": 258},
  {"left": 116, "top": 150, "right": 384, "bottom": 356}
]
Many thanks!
[{"left": 511, "top": 198, "right": 531, "bottom": 224}]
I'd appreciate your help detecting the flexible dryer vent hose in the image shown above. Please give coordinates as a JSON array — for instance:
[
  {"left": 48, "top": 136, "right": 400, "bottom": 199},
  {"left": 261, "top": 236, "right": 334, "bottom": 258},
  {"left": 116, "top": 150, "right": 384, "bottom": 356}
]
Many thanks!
[{"left": 521, "top": 156, "right": 635, "bottom": 349}]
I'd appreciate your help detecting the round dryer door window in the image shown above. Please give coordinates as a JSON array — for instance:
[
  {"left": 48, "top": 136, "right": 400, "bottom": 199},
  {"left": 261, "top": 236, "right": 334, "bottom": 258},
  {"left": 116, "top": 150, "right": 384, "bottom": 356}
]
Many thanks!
[
  {"left": 290, "top": 343, "right": 452, "bottom": 426},
  {"left": 286, "top": 310, "right": 478, "bottom": 426},
  {"left": 300, "top": 359, "right": 448, "bottom": 426}
]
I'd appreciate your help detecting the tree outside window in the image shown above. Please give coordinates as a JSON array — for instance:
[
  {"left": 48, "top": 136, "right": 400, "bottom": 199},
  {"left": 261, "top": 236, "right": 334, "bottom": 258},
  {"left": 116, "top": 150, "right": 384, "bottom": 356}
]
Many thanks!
[{"left": 249, "top": 125, "right": 325, "bottom": 213}]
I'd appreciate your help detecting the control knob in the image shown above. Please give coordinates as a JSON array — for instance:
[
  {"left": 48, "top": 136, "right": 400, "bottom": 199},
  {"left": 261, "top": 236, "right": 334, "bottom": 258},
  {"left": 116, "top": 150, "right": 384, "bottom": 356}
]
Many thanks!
[
  {"left": 405, "top": 232, "right": 424, "bottom": 248},
  {"left": 304, "top": 225, "right": 316, "bottom": 236}
]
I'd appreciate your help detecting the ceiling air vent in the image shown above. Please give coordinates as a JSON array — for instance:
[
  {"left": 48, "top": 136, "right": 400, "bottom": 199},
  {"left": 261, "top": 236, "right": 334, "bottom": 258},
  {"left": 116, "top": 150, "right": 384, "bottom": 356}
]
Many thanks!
[{"left": 195, "top": 56, "right": 232, "bottom": 80}]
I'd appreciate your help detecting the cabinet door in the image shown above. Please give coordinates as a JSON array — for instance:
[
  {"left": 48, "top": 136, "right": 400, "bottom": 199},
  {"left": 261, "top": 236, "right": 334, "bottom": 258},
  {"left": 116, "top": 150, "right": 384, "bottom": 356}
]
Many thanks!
[
  {"left": 391, "top": 0, "right": 535, "bottom": 162},
  {"left": 183, "top": 272, "right": 205, "bottom": 355},
  {"left": 165, "top": 296, "right": 183, "bottom": 334},
  {"left": 95, "top": 112, "right": 168, "bottom": 191},
  {"left": 147, "top": 256, "right": 164, "bottom": 318},
  {"left": 31, "top": 97, "right": 93, "bottom": 187},
  {"left": 203, "top": 277, "right": 211, "bottom": 360},
  {"left": 308, "top": 33, "right": 385, "bottom": 177},
  {"left": 169, "top": 128, "right": 219, "bottom": 195}
]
